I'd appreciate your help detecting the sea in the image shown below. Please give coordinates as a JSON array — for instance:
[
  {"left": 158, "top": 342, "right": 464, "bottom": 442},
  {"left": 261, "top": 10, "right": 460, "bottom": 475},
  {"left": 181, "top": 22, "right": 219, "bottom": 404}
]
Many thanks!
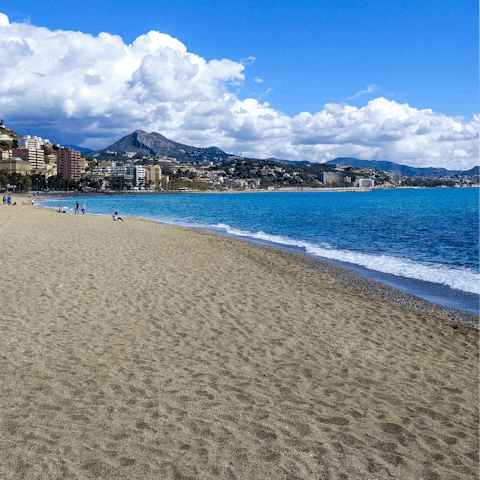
[{"left": 37, "top": 188, "right": 479, "bottom": 314}]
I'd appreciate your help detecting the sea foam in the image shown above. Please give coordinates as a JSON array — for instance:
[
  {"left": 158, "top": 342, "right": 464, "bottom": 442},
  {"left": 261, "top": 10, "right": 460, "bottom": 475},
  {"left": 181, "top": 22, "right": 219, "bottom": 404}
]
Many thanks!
[{"left": 212, "top": 223, "right": 480, "bottom": 295}]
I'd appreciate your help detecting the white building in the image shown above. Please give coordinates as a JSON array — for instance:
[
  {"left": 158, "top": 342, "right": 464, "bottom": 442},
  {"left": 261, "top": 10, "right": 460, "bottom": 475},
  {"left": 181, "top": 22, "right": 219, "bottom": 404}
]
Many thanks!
[
  {"left": 356, "top": 178, "right": 375, "bottom": 187},
  {"left": 129, "top": 166, "right": 146, "bottom": 186},
  {"left": 18, "top": 135, "right": 50, "bottom": 149}
]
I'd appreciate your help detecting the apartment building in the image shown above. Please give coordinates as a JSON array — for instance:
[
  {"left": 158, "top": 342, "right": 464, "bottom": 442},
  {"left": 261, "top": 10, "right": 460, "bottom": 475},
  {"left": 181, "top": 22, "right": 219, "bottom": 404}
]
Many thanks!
[
  {"left": 12, "top": 147, "right": 45, "bottom": 170},
  {"left": 57, "top": 149, "right": 82, "bottom": 180},
  {"left": 18, "top": 135, "right": 50, "bottom": 149},
  {"left": 146, "top": 165, "right": 162, "bottom": 184}
]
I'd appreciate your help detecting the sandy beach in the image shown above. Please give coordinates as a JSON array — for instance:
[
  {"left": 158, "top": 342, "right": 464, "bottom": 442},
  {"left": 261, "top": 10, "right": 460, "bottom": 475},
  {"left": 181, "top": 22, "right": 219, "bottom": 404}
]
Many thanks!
[{"left": 0, "top": 199, "right": 478, "bottom": 479}]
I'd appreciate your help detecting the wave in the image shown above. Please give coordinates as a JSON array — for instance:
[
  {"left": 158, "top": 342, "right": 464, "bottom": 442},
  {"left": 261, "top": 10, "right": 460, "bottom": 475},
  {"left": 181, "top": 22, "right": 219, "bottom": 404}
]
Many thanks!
[{"left": 209, "top": 223, "right": 480, "bottom": 295}]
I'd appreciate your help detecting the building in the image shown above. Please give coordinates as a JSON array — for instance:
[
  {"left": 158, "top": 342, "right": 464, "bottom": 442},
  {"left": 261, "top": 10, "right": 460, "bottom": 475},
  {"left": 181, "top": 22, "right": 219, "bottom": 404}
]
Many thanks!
[
  {"left": 146, "top": 165, "right": 162, "bottom": 185},
  {"left": 13, "top": 147, "right": 45, "bottom": 170},
  {"left": 320, "top": 172, "right": 343, "bottom": 184},
  {"left": 0, "top": 159, "right": 31, "bottom": 175},
  {"left": 129, "top": 166, "right": 146, "bottom": 186},
  {"left": 57, "top": 149, "right": 82, "bottom": 180},
  {"left": 0, "top": 149, "right": 12, "bottom": 160},
  {"left": 18, "top": 135, "right": 49, "bottom": 149},
  {"left": 356, "top": 178, "right": 375, "bottom": 187}
]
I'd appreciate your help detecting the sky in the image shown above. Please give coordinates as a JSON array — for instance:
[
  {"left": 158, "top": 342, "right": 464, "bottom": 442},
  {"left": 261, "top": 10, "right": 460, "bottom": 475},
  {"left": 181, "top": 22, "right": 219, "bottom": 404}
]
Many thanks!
[{"left": 1, "top": 0, "right": 478, "bottom": 169}]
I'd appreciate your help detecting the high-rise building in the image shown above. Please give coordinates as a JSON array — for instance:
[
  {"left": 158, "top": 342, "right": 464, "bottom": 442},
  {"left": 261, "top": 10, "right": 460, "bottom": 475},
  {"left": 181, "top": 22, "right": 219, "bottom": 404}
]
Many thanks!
[
  {"left": 130, "top": 165, "right": 146, "bottom": 186},
  {"left": 146, "top": 165, "right": 162, "bottom": 184},
  {"left": 18, "top": 135, "right": 50, "bottom": 149},
  {"left": 12, "top": 147, "right": 45, "bottom": 170},
  {"left": 57, "top": 149, "right": 82, "bottom": 180}
]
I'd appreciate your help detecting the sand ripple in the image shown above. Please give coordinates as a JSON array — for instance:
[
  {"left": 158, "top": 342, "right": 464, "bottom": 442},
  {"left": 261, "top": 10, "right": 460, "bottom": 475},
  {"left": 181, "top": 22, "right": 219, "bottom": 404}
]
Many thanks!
[{"left": 0, "top": 203, "right": 478, "bottom": 479}]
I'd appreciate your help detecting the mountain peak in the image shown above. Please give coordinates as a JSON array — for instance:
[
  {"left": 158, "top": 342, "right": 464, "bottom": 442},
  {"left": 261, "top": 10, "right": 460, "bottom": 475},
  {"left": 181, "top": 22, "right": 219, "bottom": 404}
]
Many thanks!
[{"left": 93, "top": 130, "right": 232, "bottom": 163}]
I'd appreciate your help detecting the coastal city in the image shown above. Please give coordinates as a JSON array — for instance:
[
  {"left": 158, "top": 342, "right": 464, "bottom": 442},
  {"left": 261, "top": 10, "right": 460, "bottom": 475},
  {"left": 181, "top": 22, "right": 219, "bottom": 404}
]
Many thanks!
[{"left": 0, "top": 124, "right": 478, "bottom": 194}]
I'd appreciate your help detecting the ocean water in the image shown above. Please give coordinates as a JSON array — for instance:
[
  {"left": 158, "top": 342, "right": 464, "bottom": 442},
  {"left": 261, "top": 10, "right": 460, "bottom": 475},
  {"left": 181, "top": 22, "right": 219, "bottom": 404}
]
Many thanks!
[{"left": 37, "top": 188, "right": 479, "bottom": 314}]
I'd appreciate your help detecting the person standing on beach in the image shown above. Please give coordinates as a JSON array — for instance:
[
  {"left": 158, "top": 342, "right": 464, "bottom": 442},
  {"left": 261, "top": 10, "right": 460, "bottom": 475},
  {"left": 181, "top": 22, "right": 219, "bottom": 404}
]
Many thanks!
[
  {"left": 75, "top": 201, "right": 79, "bottom": 214},
  {"left": 2, "top": 195, "right": 6, "bottom": 205},
  {"left": 57, "top": 202, "right": 61, "bottom": 212},
  {"left": 81, "top": 203, "right": 86, "bottom": 214}
]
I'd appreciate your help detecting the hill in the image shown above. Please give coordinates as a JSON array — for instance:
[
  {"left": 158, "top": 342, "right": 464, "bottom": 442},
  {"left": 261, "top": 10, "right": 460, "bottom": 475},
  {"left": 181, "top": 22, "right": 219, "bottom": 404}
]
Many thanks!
[
  {"left": 0, "top": 126, "right": 20, "bottom": 150},
  {"left": 462, "top": 166, "right": 479, "bottom": 176},
  {"left": 0, "top": 126, "right": 20, "bottom": 139},
  {"left": 92, "top": 130, "right": 232, "bottom": 163}
]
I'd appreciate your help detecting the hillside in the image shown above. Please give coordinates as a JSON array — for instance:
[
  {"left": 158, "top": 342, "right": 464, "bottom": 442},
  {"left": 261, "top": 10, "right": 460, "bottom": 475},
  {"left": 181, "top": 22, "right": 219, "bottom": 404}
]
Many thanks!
[
  {"left": 0, "top": 126, "right": 20, "bottom": 150},
  {"left": 326, "top": 158, "right": 478, "bottom": 177},
  {"left": 93, "top": 130, "right": 232, "bottom": 163},
  {"left": 462, "top": 166, "right": 480, "bottom": 175}
]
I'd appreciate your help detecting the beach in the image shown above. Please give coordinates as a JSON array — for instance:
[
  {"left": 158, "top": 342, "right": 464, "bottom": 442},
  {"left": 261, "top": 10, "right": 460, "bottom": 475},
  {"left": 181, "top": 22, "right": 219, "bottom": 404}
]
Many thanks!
[{"left": 0, "top": 200, "right": 478, "bottom": 479}]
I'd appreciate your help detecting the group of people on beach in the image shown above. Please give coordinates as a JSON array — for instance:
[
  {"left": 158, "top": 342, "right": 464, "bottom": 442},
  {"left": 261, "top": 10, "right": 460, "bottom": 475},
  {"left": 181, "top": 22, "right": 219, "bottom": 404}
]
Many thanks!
[
  {"left": 74, "top": 201, "right": 86, "bottom": 214},
  {"left": 57, "top": 201, "right": 85, "bottom": 214},
  {"left": 56, "top": 200, "right": 122, "bottom": 221},
  {"left": 2, "top": 195, "right": 16, "bottom": 206}
]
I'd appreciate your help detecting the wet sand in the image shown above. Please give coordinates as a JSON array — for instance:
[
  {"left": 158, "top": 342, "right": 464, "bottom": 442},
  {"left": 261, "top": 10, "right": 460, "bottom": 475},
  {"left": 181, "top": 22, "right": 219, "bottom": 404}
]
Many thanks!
[{"left": 0, "top": 200, "right": 478, "bottom": 479}]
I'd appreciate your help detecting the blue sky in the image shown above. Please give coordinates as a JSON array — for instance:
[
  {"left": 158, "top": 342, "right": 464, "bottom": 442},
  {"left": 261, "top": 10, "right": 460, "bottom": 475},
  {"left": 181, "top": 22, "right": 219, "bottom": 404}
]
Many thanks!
[{"left": 1, "top": 0, "right": 478, "bottom": 168}]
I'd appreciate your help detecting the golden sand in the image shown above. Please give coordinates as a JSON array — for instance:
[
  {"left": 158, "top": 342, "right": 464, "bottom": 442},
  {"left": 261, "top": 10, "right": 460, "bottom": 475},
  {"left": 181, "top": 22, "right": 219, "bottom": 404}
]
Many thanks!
[{"left": 0, "top": 200, "right": 478, "bottom": 479}]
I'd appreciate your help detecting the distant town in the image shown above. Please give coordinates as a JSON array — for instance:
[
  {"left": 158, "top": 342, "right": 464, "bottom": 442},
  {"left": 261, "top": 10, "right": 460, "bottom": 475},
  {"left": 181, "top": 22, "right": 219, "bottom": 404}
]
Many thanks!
[{"left": 0, "top": 124, "right": 478, "bottom": 194}]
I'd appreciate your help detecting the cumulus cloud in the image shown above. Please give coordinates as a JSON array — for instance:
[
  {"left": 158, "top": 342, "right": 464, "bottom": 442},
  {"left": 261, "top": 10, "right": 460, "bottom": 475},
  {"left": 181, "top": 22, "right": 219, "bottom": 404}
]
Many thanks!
[
  {"left": 348, "top": 84, "right": 379, "bottom": 100},
  {"left": 0, "top": 14, "right": 478, "bottom": 169},
  {"left": 253, "top": 77, "right": 263, "bottom": 83}
]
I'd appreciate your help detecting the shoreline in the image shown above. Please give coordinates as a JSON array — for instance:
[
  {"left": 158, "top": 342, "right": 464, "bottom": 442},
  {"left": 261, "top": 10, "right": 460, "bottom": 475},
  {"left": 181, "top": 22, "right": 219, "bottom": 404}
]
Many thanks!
[
  {"left": 31, "top": 192, "right": 480, "bottom": 322},
  {"left": 1, "top": 202, "right": 478, "bottom": 479},
  {"left": 24, "top": 183, "right": 479, "bottom": 200},
  {"left": 254, "top": 245, "right": 478, "bottom": 327},
  {"left": 27, "top": 186, "right": 373, "bottom": 198}
]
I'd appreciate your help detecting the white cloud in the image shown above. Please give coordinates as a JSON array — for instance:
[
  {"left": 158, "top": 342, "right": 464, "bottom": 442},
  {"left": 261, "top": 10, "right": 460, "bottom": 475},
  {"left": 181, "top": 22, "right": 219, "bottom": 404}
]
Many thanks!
[
  {"left": 253, "top": 77, "right": 263, "bottom": 83},
  {"left": 0, "top": 14, "right": 478, "bottom": 170},
  {"left": 240, "top": 56, "right": 256, "bottom": 65},
  {"left": 348, "top": 84, "right": 379, "bottom": 100},
  {"left": 257, "top": 87, "right": 272, "bottom": 101}
]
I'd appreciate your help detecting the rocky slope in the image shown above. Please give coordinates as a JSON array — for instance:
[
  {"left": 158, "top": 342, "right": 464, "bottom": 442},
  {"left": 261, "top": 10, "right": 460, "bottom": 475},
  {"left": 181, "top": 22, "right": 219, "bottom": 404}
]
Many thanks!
[{"left": 93, "top": 130, "right": 232, "bottom": 163}]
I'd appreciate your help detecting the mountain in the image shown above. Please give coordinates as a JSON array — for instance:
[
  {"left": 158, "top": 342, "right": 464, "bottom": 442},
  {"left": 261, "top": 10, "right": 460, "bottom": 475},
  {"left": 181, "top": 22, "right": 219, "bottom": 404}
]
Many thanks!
[
  {"left": 264, "top": 158, "right": 312, "bottom": 165},
  {"left": 92, "top": 130, "right": 232, "bottom": 163},
  {"left": 462, "top": 166, "right": 480, "bottom": 176},
  {"left": 92, "top": 131, "right": 479, "bottom": 175},
  {"left": 325, "top": 158, "right": 479, "bottom": 177}
]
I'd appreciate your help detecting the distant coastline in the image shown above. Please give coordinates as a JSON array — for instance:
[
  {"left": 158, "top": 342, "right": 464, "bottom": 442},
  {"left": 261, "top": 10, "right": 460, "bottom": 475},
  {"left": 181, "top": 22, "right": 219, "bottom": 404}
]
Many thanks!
[{"left": 28, "top": 183, "right": 479, "bottom": 199}]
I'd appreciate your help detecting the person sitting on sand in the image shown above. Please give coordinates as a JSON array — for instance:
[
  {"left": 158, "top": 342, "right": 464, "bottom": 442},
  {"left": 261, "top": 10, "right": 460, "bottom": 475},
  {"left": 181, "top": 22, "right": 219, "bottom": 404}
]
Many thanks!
[{"left": 113, "top": 212, "right": 123, "bottom": 221}]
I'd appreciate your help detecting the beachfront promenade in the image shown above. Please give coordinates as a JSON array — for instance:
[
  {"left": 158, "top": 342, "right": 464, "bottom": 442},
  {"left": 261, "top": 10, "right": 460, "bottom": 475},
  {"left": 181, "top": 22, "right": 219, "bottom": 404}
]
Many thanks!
[{"left": 0, "top": 200, "right": 478, "bottom": 479}]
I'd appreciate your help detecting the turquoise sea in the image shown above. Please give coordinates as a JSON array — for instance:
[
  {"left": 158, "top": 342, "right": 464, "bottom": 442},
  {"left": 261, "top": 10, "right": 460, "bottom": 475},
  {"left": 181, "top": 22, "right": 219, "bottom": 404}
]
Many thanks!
[{"left": 37, "top": 188, "right": 479, "bottom": 314}]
